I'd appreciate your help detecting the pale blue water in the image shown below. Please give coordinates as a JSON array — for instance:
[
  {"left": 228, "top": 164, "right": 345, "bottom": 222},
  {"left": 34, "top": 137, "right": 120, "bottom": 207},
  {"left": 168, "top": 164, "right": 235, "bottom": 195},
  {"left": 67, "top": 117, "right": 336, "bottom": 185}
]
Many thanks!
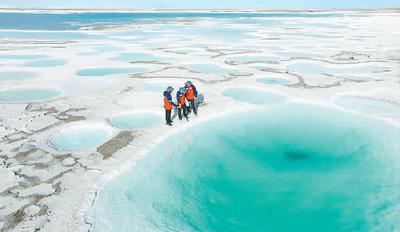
[
  {"left": 77, "top": 67, "right": 148, "bottom": 77},
  {"left": 334, "top": 96, "right": 400, "bottom": 117},
  {"left": 109, "top": 112, "right": 162, "bottom": 129},
  {"left": 94, "top": 103, "right": 400, "bottom": 232},
  {"left": 187, "top": 63, "right": 234, "bottom": 74},
  {"left": 0, "top": 87, "right": 61, "bottom": 102},
  {"left": 0, "top": 71, "right": 37, "bottom": 80},
  {"left": 257, "top": 77, "right": 292, "bottom": 85},
  {"left": 23, "top": 59, "right": 67, "bottom": 67},
  {"left": 0, "top": 54, "right": 48, "bottom": 60},
  {"left": 0, "top": 12, "right": 342, "bottom": 31},
  {"left": 49, "top": 125, "right": 111, "bottom": 151},
  {"left": 223, "top": 88, "right": 286, "bottom": 104}
]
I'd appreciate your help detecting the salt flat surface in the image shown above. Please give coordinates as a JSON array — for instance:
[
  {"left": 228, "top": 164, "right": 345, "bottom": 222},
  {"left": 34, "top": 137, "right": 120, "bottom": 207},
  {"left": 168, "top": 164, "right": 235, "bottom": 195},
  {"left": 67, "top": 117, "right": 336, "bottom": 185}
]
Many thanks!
[{"left": 0, "top": 9, "right": 399, "bottom": 232}]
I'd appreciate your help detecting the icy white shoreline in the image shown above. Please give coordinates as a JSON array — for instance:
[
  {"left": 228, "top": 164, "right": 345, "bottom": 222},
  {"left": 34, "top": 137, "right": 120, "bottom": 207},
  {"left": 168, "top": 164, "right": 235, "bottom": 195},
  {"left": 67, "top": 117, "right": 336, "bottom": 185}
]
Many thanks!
[{"left": 0, "top": 9, "right": 399, "bottom": 231}]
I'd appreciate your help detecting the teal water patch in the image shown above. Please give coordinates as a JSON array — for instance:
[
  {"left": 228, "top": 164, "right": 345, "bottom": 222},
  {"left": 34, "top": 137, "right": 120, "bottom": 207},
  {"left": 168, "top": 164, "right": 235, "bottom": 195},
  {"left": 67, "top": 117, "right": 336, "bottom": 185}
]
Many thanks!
[
  {"left": 49, "top": 125, "right": 112, "bottom": 151},
  {"left": 0, "top": 87, "right": 61, "bottom": 103},
  {"left": 187, "top": 63, "right": 234, "bottom": 74},
  {"left": 257, "top": 77, "right": 291, "bottom": 85},
  {"left": 0, "top": 54, "right": 48, "bottom": 60},
  {"left": 94, "top": 103, "right": 400, "bottom": 232},
  {"left": 23, "top": 59, "right": 67, "bottom": 67},
  {"left": 0, "top": 71, "right": 37, "bottom": 80},
  {"left": 223, "top": 87, "right": 286, "bottom": 104},
  {"left": 334, "top": 95, "right": 400, "bottom": 117},
  {"left": 77, "top": 67, "right": 147, "bottom": 77},
  {"left": 110, "top": 112, "right": 162, "bottom": 129}
]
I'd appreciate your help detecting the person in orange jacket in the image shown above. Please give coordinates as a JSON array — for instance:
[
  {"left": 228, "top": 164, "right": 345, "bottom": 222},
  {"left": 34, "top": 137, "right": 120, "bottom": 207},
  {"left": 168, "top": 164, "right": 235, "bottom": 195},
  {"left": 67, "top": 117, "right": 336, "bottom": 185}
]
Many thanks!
[
  {"left": 163, "top": 86, "right": 176, "bottom": 126},
  {"left": 176, "top": 87, "right": 189, "bottom": 121},
  {"left": 185, "top": 80, "right": 198, "bottom": 116}
]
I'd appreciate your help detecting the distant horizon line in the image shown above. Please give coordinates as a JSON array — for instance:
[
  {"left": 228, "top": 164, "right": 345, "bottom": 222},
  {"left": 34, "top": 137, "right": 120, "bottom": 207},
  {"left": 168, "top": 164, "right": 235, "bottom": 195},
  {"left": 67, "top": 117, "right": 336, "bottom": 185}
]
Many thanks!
[{"left": 0, "top": 7, "right": 399, "bottom": 12}]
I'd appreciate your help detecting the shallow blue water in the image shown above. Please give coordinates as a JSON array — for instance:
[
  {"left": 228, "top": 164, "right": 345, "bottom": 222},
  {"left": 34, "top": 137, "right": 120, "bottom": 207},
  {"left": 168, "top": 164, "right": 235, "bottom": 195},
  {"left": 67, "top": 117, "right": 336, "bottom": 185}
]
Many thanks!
[
  {"left": 94, "top": 103, "right": 400, "bottom": 232},
  {"left": 0, "top": 12, "right": 342, "bottom": 30},
  {"left": 0, "top": 87, "right": 61, "bottom": 102},
  {"left": 223, "top": 87, "right": 286, "bottom": 104},
  {"left": 0, "top": 54, "right": 48, "bottom": 60},
  {"left": 49, "top": 125, "right": 111, "bottom": 151},
  {"left": 109, "top": 112, "right": 162, "bottom": 129},
  {"left": 23, "top": 59, "right": 67, "bottom": 67},
  {"left": 77, "top": 67, "right": 147, "bottom": 77},
  {"left": 0, "top": 71, "right": 37, "bottom": 80}
]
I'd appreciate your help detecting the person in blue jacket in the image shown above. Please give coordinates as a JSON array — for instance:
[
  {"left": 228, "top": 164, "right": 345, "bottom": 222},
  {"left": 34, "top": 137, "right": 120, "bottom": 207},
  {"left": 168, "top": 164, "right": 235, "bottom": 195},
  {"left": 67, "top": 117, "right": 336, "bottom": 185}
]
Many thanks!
[{"left": 163, "top": 86, "right": 176, "bottom": 126}]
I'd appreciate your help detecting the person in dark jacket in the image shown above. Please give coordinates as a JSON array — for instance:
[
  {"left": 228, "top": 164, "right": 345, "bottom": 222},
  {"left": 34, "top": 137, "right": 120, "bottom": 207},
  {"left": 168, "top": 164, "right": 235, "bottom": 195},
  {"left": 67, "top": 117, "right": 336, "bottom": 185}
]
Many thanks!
[
  {"left": 185, "top": 80, "right": 198, "bottom": 116},
  {"left": 176, "top": 87, "right": 189, "bottom": 121},
  {"left": 163, "top": 86, "right": 176, "bottom": 126}
]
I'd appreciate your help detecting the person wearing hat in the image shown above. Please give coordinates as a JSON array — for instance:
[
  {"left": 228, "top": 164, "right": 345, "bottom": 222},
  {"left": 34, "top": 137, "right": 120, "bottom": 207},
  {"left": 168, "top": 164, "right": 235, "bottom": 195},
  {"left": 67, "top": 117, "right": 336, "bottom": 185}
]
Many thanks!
[
  {"left": 163, "top": 86, "right": 176, "bottom": 126},
  {"left": 185, "top": 80, "right": 198, "bottom": 116},
  {"left": 176, "top": 87, "right": 189, "bottom": 121}
]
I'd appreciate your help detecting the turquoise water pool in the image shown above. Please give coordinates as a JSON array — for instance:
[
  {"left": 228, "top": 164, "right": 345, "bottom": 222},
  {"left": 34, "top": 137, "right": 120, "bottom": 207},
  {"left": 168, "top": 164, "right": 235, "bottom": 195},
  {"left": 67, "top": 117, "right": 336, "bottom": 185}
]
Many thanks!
[
  {"left": 257, "top": 77, "right": 292, "bottom": 85},
  {"left": 0, "top": 87, "right": 61, "bottom": 102},
  {"left": 223, "top": 87, "right": 286, "bottom": 104},
  {"left": 0, "top": 71, "right": 37, "bottom": 80},
  {"left": 23, "top": 59, "right": 67, "bottom": 67},
  {"left": 110, "top": 112, "right": 162, "bottom": 129},
  {"left": 49, "top": 125, "right": 112, "bottom": 151},
  {"left": 93, "top": 103, "right": 400, "bottom": 232},
  {"left": 145, "top": 83, "right": 169, "bottom": 92},
  {"left": 77, "top": 67, "right": 148, "bottom": 77}
]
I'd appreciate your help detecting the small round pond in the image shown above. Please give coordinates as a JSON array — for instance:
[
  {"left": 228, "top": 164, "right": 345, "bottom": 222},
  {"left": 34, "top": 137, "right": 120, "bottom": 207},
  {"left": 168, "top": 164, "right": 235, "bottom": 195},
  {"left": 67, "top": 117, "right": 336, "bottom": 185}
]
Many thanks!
[
  {"left": 0, "top": 87, "right": 61, "bottom": 103},
  {"left": 0, "top": 71, "right": 37, "bottom": 80},
  {"left": 223, "top": 87, "right": 286, "bottom": 105},
  {"left": 49, "top": 124, "right": 112, "bottom": 151},
  {"left": 110, "top": 112, "right": 162, "bottom": 129}
]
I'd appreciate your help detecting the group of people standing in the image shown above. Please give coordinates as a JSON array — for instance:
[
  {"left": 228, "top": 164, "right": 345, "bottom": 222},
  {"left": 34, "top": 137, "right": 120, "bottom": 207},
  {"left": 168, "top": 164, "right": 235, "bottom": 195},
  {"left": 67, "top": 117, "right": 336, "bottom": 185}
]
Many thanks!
[{"left": 163, "top": 80, "right": 198, "bottom": 126}]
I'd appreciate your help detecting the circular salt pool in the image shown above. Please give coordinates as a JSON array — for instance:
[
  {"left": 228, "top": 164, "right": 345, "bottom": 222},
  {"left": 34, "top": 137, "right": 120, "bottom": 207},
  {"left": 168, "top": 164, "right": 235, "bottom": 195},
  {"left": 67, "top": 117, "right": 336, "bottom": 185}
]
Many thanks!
[
  {"left": 223, "top": 87, "right": 286, "bottom": 104},
  {"left": 334, "top": 95, "right": 400, "bottom": 117},
  {"left": 49, "top": 125, "right": 112, "bottom": 151},
  {"left": 0, "top": 87, "right": 61, "bottom": 103},
  {"left": 77, "top": 67, "right": 147, "bottom": 77},
  {"left": 0, "top": 71, "right": 37, "bottom": 80},
  {"left": 257, "top": 77, "right": 292, "bottom": 85},
  {"left": 109, "top": 112, "right": 162, "bottom": 129},
  {"left": 94, "top": 103, "right": 400, "bottom": 232}
]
